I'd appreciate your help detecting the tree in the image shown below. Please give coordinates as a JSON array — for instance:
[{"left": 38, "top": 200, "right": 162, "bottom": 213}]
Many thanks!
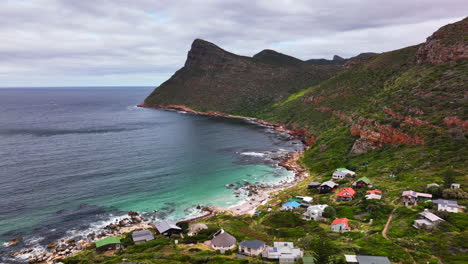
[
  {"left": 427, "top": 186, "right": 442, "bottom": 198},
  {"left": 443, "top": 169, "right": 456, "bottom": 188},
  {"left": 322, "top": 206, "right": 336, "bottom": 219}
]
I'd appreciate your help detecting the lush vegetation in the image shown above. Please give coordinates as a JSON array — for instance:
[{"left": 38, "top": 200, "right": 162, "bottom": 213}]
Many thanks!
[{"left": 67, "top": 19, "right": 467, "bottom": 263}]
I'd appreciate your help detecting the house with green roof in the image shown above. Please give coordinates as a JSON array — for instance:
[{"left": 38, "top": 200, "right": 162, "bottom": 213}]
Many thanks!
[
  {"left": 95, "top": 237, "right": 122, "bottom": 252},
  {"left": 353, "top": 177, "right": 372, "bottom": 188}
]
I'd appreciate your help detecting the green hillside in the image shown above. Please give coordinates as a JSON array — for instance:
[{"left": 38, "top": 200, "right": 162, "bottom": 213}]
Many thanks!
[{"left": 66, "top": 18, "right": 467, "bottom": 264}]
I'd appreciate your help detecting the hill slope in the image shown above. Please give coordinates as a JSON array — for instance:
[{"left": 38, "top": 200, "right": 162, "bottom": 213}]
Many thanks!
[{"left": 63, "top": 18, "right": 467, "bottom": 264}]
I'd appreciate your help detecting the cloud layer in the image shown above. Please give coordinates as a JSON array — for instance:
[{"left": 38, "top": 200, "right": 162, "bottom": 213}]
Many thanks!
[{"left": 0, "top": 0, "right": 465, "bottom": 86}]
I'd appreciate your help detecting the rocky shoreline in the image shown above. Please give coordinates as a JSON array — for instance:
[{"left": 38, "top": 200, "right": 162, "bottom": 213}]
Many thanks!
[
  {"left": 7, "top": 104, "right": 311, "bottom": 264},
  {"left": 138, "top": 104, "right": 311, "bottom": 215}
]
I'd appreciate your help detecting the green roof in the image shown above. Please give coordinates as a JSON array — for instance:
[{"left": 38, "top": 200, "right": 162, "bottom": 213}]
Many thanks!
[
  {"left": 336, "top": 168, "right": 347, "bottom": 171},
  {"left": 288, "top": 197, "right": 304, "bottom": 203},
  {"left": 303, "top": 256, "right": 317, "bottom": 264},
  {"left": 357, "top": 177, "right": 371, "bottom": 184},
  {"left": 95, "top": 237, "right": 121, "bottom": 248}
]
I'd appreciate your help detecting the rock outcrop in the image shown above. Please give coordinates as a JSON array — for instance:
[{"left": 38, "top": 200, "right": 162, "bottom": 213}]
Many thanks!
[{"left": 416, "top": 17, "right": 468, "bottom": 65}]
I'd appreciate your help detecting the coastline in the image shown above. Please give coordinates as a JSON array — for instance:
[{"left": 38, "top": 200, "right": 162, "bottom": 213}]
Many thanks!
[
  {"left": 8, "top": 103, "right": 312, "bottom": 264},
  {"left": 137, "top": 103, "right": 311, "bottom": 216}
]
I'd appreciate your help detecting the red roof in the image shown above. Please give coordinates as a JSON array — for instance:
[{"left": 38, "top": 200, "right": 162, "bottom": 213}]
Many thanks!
[
  {"left": 337, "top": 187, "right": 356, "bottom": 197},
  {"left": 331, "top": 218, "right": 350, "bottom": 229},
  {"left": 366, "top": 190, "right": 382, "bottom": 194}
]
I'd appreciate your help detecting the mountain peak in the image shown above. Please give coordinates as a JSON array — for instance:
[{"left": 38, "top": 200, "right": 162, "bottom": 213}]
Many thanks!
[
  {"left": 185, "top": 39, "right": 231, "bottom": 68},
  {"left": 333, "top": 55, "right": 344, "bottom": 61},
  {"left": 253, "top": 49, "right": 304, "bottom": 66}
]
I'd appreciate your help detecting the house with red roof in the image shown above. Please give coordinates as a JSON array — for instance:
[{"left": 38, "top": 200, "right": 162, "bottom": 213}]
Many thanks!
[
  {"left": 337, "top": 187, "right": 356, "bottom": 202},
  {"left": 331, "top": 218, "right": 350, "bottom": 232}
]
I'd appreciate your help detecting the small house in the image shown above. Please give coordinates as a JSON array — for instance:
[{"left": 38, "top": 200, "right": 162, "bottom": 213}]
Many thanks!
[
  {"left": 262, "top": 242, "right": 304, "bottom": 264},
  {"left": 187, "top": 223, "right": 208, "bottom": 236},
  {"left": 345, "top": 254, "right": 391, "bottom": 264},
  {"left": 353, "top": 177, "right": 372, "bottom": 188},
  {"left": 154, "top": 221, "right": 182, "bottom": 236},
  {"left": 308, "top": 182, "right": 321, "bottom": 189},
  {"left": 365, "top": 190, "right": 382, "bottom": 200},
  {"left": 303, "top": 204, "right": 328, "bottom": 221},
  {"left": 131, "top": 229, "right": 154, "bottom": 244},
  {"left": 451, "top": 183, "right": 460, "bottom": 189},
  {"left": 413, "top": 209, "right": 444, "bottom": 229},
  {"left": 295, "top": 196, "right": 313, "bottom": 204},
  {"left": 402, "top": 190, "right": 432, "bottom": 206},
  {"left": 281, "top": 201, "right": 301, "bottom": 211},
  {"left": 331, "top": 218, "right": 351, "bottom": 232},
  {"left": 337, "top": 187, "right": 356, "bottom": 202},
  {"left": 211, "top": 229, "right": 236, "bottom": 253},
  {"left": 332, "top": 168, "right": 356, "bottom": 180},
  {"left": 95, "top": 237, "right": 122, "bottom": 252},
  {"left": 239, "top": 240, "right": 266, "bottom": 256},
  {"left": 319, "top": 181, "right": 338, "bottom": 193},
  {"left": 432, "top": 199, "right": 464, "bottom": 213}
]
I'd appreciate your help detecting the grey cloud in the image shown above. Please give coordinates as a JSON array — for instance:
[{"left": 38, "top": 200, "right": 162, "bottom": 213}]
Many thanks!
[{"left": 0, "top": 0, "right": 466, "bottom": 86}]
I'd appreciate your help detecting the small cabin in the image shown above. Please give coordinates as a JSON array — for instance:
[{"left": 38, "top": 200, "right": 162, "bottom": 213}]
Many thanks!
[
  {"left": 319, "top": 181, "right": 338, "bottom": 194},
  {"left": 211, "top": 229, "right": 236, "bottom": 253},
  {"left": 353, "top": 177, "right": 372, "bottom": 188},
  {"left": 95, "top": 237, "right": 122, "bottom": 252},
  {"left": 337, "top": 187, "right": 356, "bottom": 202},
  {"left": 308, "top": 182, "right": 321, "bottom": 189},
  {"left": 332, "top": 168, "right": 356, "bottom": 180},
  {"left": 413, "top": 209, "right": 444, "bottom": 229},
  {"left": 451, "top": 183, "right": 460, "bottom": 189},
  {"left": 331, "top": 218, "right": 350, "bottom": 232},
  {"left": 131, "top": 230, "right": 154, "bottom": 244},
  {"left": 154, "top": 221, "right": 182, "bottom": 236},
  {"left": 238, "top": 240, "right": 266, "bottom": 256}
]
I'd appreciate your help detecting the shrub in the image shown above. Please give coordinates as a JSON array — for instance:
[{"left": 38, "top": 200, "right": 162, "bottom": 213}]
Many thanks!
[
  {"left": 323, "top": 206, "right": 336, "bottom": 219},
  {"left": 442, "top": 188, "right": 468, "bottom": 199},
  {"left": 262, "top": 211, "right": 306, "bottom": 228},
  {"left": 427, "top": 186, "right": 442, "bottom": 198}
]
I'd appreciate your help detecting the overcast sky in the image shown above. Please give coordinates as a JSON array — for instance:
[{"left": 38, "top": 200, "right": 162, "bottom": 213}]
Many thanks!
[{"left": 0, "top": 0, "right": 466, "bottom": 87}]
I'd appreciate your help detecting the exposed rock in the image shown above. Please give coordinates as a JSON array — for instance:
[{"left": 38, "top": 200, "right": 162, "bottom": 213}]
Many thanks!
[
  {"left": 416, "top": 17, "right": 468, "bottom": 65},
  {"left": 351, "top": 139, "right": 378, "bottom": 154},
  {"left": 6, "top": 236, "right": 23, "bottom": 246},
  {"left": 47, "top": 241, "right": 58, "bottom": 248}
]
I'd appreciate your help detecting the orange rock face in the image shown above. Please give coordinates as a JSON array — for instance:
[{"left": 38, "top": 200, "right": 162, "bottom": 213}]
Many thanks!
[
  {"left": 351, "top": 124, "right": 425, "bottom": 148},
  {"left": 444, "top": 116, "right": 468, "bottom": 131}
]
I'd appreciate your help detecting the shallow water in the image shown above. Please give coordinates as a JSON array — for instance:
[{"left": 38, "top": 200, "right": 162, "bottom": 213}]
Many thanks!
[{"left": 0, "top": 87, "right": 302, "bottom": 261}]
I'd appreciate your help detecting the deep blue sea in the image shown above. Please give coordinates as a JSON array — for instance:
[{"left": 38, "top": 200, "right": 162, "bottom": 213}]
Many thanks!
[{"left": 0, "top": 87, "right": 302, "bottom": 261}]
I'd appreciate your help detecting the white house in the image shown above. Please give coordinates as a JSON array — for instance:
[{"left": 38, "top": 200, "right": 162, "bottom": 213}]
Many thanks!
[
  {"left": 451, "top": 183, "right": 460, "bottom": 189},
  {"left": 345, "top": 255, "right": 391, "bottom": 264},
  {"left": 211, "top": 229, "right": 236, "bottom": 253},
  {"left": 303, "top": 204, "right": 328, "bottom": 221},
  {"left": 262, "top": 242, "right": 303, "bottom": 264},
  {"left": 332, "top": 168, "right": 356, "bottom": 180},
  {"left": 413, "top": 209, "right": 444, "bottom": 229},
  {"left": 432, "top": 199, "right": 464, "bottom": 213},
  {"left": 238, "top": 240, "right": 266, "bottom": 256}
]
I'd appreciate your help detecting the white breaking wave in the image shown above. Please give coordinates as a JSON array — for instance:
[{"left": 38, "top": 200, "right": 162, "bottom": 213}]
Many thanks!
[{"left": 240, "top": 152, "right": 266, "bottom": 157}]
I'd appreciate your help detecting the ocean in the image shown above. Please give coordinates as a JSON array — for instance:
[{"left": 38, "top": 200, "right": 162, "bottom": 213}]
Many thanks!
[{"left": 0, "top": 87, "right": 302, "bottom": 262}]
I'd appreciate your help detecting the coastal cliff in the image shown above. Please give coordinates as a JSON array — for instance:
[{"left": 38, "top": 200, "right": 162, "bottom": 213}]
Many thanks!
[
  {"left": 144, "top": 39, "right": 343, "bottom": 115},
  {"left": 144, "top": 17, "right": 467, "bottom": 166}
]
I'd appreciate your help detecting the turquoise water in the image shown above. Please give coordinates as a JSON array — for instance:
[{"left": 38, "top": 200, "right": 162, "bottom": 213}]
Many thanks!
[{"left": 0, "top": 87, "right": 301, "bottom": 260}]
